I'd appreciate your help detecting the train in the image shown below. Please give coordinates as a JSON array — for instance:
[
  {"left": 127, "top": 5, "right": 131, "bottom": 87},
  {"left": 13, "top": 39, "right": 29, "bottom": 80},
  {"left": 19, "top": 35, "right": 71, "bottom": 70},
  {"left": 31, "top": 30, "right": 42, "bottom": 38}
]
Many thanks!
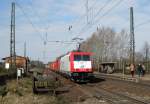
[{"left": 49, "top": 51, "right": 93, "bottom": 82}]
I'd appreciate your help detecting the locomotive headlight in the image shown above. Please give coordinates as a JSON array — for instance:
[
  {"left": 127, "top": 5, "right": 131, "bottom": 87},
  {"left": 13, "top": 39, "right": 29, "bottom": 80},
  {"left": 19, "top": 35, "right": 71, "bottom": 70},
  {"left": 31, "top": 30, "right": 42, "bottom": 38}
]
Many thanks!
[{"left": 73, "top": 73, "right": 79, "bottom": 76}]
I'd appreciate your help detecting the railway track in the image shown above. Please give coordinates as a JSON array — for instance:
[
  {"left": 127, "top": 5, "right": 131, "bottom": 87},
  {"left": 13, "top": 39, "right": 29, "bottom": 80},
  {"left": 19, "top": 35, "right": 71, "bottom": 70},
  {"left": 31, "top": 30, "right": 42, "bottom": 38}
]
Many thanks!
[
  {"left": 94, "top": 87, "right": 149, "bottom": 104},
  {"left": 48, "top": 71, "right": 150, "bottom": 103},
  {"left": 95, "top": 73, "right": 150, "bottom": 88},
  {"left": 66, "top": 75, "right": 150, "bottom": 104},
  {"left": 76, "top": 83, "right": 150, "bottom": 104}
]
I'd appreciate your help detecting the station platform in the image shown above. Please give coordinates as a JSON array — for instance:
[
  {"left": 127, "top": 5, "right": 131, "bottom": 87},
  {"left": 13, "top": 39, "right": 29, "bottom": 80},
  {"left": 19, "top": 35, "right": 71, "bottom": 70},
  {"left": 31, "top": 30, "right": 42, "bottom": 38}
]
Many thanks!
[{"left": 94, "top": 72, "right": 150, "bottom": 81}]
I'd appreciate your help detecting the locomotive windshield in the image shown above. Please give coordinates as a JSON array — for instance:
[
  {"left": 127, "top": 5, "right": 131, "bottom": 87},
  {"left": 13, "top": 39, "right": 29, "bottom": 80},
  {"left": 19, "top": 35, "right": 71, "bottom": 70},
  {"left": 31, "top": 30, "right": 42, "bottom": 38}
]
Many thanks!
[
  {"left": 74, "top": 55, "right": 90, "bottom": 61},
  {"left": 74, "top": 55, "right": 81, "bottom": 61},
  {"left": 83, "top": 55, "right": 90, "bottom": 61}
]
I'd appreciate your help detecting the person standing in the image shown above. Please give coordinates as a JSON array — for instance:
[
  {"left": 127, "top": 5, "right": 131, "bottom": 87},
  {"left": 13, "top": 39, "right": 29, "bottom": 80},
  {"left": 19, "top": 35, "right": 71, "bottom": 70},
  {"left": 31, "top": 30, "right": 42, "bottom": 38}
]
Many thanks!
[
  {"left": 137, "top": 64, "right": 143, "bottom": 77},
  {"left": 130, "top": 64, "right": 135, "bottom": 78},
  {"left": 142, "top": 64, "right": 145, "bottom": 76}
]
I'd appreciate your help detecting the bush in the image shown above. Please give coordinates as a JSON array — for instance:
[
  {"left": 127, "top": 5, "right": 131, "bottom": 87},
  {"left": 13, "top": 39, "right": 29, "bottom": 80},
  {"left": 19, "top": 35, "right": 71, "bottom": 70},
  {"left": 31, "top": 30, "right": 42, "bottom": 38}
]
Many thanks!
[
  {"left": 0, "top": 85, "right": 8, "bottom": 97},
  {"left": 0, "top": 67, "right": 7, "bottom": 75}
]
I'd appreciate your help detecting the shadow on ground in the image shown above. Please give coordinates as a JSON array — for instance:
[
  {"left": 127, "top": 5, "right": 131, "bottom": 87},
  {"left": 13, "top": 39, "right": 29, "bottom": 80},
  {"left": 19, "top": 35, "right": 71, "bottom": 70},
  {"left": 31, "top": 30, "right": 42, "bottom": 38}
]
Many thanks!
[{"left": 89, "top": 77, "right": 106, "bottom": 83}]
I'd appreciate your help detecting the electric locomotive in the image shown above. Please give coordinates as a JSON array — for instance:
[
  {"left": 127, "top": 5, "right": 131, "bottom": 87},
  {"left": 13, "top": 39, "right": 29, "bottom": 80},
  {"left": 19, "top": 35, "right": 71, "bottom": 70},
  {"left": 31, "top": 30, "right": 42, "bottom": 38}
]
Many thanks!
[{"left": 59, "top": 51, "right": 93, "bottom": 82}]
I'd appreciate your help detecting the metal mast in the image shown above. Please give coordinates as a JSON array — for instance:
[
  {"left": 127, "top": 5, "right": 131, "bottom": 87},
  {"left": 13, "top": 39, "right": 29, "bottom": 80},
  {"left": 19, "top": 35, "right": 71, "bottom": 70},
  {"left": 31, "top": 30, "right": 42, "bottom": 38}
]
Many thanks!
[
  {"left": 10, "top": 2, "right": 16, "bottom": 70},
  {"left": 86, "top": 0, "right": 89, "bottom": 24},
  {"left": 43, "top": 32, "right": 47, "bottom": 63},
  {"left": 130, "top": 7, "right": 135, "bottom": 64},
  {"left": 24, "top": 42, "right": 26, "bottom": 57}
]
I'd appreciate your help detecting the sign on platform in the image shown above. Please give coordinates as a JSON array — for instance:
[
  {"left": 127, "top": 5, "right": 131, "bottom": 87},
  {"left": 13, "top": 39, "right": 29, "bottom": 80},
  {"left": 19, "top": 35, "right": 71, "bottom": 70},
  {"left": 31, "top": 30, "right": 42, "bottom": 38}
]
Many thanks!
[
  {"left": 5, "top": 63, "right": 9, "bottom": 69},
  {"left": 17, "top": 69, "right": 21, "bottom": 77}
]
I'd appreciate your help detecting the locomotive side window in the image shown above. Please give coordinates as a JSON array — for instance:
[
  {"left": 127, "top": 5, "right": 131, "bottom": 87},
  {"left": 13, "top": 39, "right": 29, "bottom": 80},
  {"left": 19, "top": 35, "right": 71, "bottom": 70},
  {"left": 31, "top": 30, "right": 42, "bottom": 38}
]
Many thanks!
[
  {"left": 74, "top": 55, "right": 81, "bottom": 61},
  {"left": 83, "top": 55, "right": 90, "bottom": 61}
]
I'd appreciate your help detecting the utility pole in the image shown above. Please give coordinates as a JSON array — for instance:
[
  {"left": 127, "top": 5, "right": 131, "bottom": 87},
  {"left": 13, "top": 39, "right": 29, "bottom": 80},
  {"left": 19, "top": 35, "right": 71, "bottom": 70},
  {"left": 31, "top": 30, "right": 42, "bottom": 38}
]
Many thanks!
[
  {"left": 43, "top": 31, "right": 47, "bottom": 63},
  {"left": 10, "top": 2, "right": 16, "bottom": 71},
  {"left": 129, "top": 7, "right": 135, "bottom": 65},
  {"left": 10, "top": 2, "right": 18, "bottom": 92},
  {"left": 24, "top": 42, "right": 28, "bottom": 73},
  {"left": 145, "top": 47, "right": 149, "bottom": 72},
  {"left": 86, "top": 0, "right": 89, "bottom": 24},
  {"left": 24, "top": 42, "right": 26, "bottom": 57}
]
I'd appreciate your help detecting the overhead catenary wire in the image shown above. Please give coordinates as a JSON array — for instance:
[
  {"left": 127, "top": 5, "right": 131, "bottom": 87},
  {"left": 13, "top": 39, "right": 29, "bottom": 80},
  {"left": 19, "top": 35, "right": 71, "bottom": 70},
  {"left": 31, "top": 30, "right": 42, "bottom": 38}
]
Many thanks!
[
  {"left": 27, "top": 0, "right": 51, "bottom": 30},
  {"left": 70, "top": 0, "right": 112, "bottom": 38},
  {"left": 47, "top": 40, "right": 77, "bottom": 44},
  {"left": 61, "top": 0, "right": 124, "bottom": 58},
  {"left": 46, "top": 42, "right": 75, "bottom": 60},
  {"left": 18, "top": 0, "right": 42, "bottom": 22},
  {"left": 77, "top": 0, "right": 113, "bottom": 35},
  {"left": 69, "top": 0, "right": 98, "bottom": 29},
  {"left": 64, "top": 0, "right": 121, "bottom": 52},
  {"left": 15, "top": 1, "right": 45, "bottom": 41},
  {"left": 16, "top": 0, "right": 54, "bottom": 62},
  {"left": 84, "top": 0, "right": 124, "bottom": 34},
  {"left": 73, "top": 0, "right": 123, "bottom": 39},
  {"left": 13, "top": 0, "right": 125, "bottom": 60},
  {"left": 24, "top": 0, "right": 54, "bottom": 46},
  {"left": 135, "top": 19, "right": 150, "bottom": 29},
  {"left": 24, "top": 0, "right": 53, "bottom": 61},
  {"left": 27, "top": 0, "right": 42, "bottom": 21},
  {"left": 94, "top": 0, "right": 123, "bottom": 25},
  {"left": 94, "top": 0, "right": 113, "bottom": 20},
  {"left": 27, "top": 0, "right": 69, "bottom": 62},
  {"left": 24, "top": 0, "right": 62, "bottom": 44}
]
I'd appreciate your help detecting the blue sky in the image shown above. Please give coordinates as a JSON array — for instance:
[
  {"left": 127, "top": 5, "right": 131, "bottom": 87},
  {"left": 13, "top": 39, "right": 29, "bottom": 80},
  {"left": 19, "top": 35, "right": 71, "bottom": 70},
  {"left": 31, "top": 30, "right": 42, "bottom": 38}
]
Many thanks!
[{"left": 0, "top": 0, "right": 150, "bottom": 63}]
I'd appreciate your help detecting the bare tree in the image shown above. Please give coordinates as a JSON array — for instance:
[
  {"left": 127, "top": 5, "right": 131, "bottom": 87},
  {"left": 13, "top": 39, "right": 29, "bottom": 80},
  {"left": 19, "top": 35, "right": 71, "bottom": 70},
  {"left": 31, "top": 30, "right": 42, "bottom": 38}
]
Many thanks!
[
  {"left": 80, "top": 27, "right": 129, "bottom": 70},
  {"left": 81, "top": 27, "right": 129, "bottom": 61},
  {"left": 141, "top": 41, "right": 150, "bottom": 71}
]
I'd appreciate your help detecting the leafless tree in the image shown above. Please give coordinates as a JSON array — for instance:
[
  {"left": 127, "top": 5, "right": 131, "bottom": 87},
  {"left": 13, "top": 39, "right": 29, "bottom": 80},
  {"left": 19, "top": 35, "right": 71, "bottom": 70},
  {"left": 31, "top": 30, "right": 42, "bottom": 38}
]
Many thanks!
[
  {"left": 80, "top": 27, "right": 129, "bottom": 70},
  {"left": 140, "top": 41, "right": 150, "bottom": 71},
  {"left": 81, "top": 27, "right": 129, "bottom": 61}
]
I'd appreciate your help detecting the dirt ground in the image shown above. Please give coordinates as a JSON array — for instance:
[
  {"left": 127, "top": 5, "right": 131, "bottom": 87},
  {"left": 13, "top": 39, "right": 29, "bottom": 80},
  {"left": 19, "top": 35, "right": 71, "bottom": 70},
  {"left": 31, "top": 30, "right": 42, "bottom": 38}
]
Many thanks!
[
  {"left": 96, "top": 78, "right": 150, "bottom": 102},
  {"left": 0, "top": 78, "right": 69, "bottom": 104},
  {"left": 0, "top": 77, "right": 108, "bottom": 104}
]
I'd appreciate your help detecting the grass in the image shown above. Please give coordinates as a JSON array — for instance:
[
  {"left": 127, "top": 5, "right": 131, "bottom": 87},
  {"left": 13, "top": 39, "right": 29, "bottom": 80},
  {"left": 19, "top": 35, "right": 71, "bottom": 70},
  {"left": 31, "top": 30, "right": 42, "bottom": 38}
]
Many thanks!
[
  {"left": 0, "top": 77, "right": 69, "bottom": 104},
  {"left": 55, "top": 96, "right": 69, "bottom": 104}
]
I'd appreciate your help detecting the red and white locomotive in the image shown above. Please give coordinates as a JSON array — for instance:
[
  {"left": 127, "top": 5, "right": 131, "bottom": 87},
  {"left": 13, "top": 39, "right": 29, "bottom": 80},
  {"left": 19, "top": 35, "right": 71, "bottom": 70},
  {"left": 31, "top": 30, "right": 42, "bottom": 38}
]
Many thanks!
[{"left": 49, "top": 51, "right": 93, "bottom": 82}]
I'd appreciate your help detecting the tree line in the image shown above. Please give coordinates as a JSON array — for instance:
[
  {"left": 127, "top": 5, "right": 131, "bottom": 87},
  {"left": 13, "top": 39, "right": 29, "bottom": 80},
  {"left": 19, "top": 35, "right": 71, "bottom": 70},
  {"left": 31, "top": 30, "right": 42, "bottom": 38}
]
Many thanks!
[{"left": 80, "top": 27, "right": 150, "bottom": 71}]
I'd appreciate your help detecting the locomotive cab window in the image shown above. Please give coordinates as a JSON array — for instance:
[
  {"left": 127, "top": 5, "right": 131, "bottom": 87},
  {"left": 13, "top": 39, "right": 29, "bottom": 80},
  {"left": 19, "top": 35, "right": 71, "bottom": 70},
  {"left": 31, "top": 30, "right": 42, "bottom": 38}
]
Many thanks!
[
  {"left": 83, "top": 55, "right": 90, "bottom": 61},
  {"left": 74, "top": 55, "right": 81, "bottom": 61},
  {"left": 74, "top": 55, "right": 90, "bottom": 61}
]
